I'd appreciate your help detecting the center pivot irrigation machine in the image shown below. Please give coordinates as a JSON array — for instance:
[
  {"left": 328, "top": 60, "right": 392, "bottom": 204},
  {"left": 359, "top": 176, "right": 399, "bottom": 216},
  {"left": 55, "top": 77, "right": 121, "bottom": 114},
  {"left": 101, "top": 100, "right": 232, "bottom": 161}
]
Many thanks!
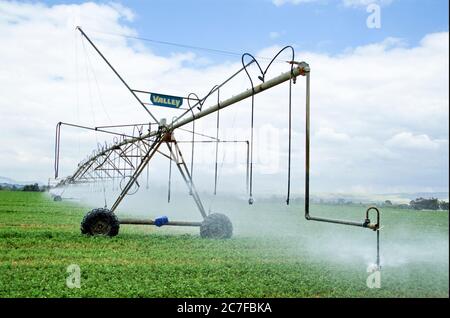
[{"left": 53, "top": 27, "right": 381, "bottom": 268}]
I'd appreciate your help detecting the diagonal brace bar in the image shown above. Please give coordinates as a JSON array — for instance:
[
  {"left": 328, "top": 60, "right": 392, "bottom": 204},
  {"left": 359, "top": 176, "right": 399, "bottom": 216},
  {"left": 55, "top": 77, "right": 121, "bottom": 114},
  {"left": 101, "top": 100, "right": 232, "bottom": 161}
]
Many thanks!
[
  {"left": 110, "top": 133, "right": 165, "bottom": 212},
  {"left": 76, "top": 26, "right": 158, "bottom": 123},
  {"left": 166, "top": 136, "right": 207, "bottom": 219}
]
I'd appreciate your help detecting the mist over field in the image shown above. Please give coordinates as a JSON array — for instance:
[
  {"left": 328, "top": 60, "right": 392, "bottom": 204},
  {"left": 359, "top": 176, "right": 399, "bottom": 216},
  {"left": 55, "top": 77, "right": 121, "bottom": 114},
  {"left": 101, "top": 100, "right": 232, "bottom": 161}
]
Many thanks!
[{"left": 57, "top": 184, "right": 449, "bottom": 272}]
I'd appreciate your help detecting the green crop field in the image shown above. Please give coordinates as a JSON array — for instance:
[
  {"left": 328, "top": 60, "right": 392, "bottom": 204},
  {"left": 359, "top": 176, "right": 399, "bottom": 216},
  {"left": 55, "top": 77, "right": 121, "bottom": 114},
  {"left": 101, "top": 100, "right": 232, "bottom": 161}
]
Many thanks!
[{"left": 0, "top": 191, "right": 448, "bottom": 298}]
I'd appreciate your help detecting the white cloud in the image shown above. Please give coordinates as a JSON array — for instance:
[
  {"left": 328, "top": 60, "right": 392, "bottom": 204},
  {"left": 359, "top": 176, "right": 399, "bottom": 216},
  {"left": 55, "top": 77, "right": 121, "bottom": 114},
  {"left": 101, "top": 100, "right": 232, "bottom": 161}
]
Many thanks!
[
  {"left": 315, "top": 127, "right": 350, "bottom": 143},
  {"left": 386, "top": 132, "right": 441, "bottom": 151},
  {"left": 0, "top": 1, "right": 447, "bottom": 196}
]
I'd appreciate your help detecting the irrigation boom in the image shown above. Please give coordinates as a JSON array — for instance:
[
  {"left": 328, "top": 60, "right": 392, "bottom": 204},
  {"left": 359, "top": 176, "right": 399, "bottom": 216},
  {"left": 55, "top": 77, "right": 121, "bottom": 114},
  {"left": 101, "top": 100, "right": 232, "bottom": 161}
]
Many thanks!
[
  {"left": 53, "top": 27, "right": 381, "bottom": 269},
  {"left": 62, "top": 62, "right": 309, "bottom": 186}
]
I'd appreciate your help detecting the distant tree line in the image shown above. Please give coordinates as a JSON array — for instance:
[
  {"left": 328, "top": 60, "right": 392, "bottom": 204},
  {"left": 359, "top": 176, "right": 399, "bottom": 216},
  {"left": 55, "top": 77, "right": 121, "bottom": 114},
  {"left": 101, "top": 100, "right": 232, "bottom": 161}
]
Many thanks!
[
  {"left": 382, "top": 198, "right": 448, "bottom": 211},
  {"left": 312, "top": 197, "right": 449, "bottom": 211},
  {"left": 0, "top": 183, "right": 49, "bottom": 192},
  {"left": 22, "top": 183, "right": 41, "bottom": 192},
  {"left": 409, "top": 197, "right": 448, "bottom": 211},
  {"left": 256, "top": 196, "right": 449, "bottom": 211}
]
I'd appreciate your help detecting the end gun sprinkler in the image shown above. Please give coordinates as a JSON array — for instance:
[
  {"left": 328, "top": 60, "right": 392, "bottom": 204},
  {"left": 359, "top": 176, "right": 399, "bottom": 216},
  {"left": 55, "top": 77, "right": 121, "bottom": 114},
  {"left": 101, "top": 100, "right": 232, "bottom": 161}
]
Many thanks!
[{"left": 302, "top": 66, "right": 382, "bottom": 270}]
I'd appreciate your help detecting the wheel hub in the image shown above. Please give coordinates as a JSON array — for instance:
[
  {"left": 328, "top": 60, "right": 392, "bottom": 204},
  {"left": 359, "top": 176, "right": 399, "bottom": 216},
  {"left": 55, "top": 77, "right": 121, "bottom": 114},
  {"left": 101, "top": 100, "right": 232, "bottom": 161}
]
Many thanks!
[{"left": 92, "top": 220, "right": 111, "bottom": 235}]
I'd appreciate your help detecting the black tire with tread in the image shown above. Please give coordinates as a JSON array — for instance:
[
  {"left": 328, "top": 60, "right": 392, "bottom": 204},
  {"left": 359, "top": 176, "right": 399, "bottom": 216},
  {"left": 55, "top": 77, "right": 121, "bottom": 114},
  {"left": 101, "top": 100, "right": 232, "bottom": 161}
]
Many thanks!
[
  {"left": 80, "top": 208, "right": 120, "bottom": 237},
  {"left": 200, "top": 213, "right": 233, "bottom": 239}
]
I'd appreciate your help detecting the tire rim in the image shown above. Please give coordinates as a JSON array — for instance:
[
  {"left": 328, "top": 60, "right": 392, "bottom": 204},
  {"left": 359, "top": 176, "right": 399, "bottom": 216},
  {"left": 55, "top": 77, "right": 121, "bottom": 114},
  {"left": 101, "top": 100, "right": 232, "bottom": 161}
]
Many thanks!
[{"left": 91, "top": 219, "right": 111, "bottom": 235}]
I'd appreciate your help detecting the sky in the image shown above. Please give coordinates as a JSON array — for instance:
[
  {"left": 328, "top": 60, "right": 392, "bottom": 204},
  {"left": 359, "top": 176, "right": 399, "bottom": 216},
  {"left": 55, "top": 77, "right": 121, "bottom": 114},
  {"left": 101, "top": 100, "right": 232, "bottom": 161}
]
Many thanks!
[{"left": 0, "top": 0, "right": 448, "bottom": 198}]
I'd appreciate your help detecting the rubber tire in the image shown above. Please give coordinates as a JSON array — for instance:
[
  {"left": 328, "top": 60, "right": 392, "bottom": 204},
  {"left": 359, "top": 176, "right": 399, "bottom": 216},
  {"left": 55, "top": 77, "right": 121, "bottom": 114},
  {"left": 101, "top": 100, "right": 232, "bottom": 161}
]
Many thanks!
[
  {"left": 80, "top": 208, "right": 120, "bottom": 237},
  {"left": 200, "top": 213, "right": 233, "bottom": 239},
  {"left": 53, "top": 195, "right": 62, "bottom": 202}
]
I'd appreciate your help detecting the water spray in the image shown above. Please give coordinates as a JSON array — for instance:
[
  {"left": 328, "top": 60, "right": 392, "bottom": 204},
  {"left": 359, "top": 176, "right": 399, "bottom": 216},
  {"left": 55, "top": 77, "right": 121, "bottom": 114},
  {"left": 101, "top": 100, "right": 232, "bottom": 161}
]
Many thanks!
[{"left": 302, "top": 68, "right": 381, "bottom": 269}]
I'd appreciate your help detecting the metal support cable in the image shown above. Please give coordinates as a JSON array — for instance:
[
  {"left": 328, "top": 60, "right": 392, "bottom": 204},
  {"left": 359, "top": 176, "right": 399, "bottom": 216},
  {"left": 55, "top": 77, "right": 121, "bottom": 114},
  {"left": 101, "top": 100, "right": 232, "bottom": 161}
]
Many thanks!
[
  {"left": 186, "top": 93, "right": 201, "bottom": 179},
  {"left": 241, "top": 53, "right": 264, "bottom": 205},
  {"left": 172, "top": 62, "right": 254, "bottom": 125},
  {"left": 241, "top": 47, "right": 295, "bottom": 205},
  {"left": 57, "top": 122, "right": 137, "bottom": 139},
  {"left": 54, "top": 122, "right": 61, "bottom": 178},
  {"left": 168, "top": 147, "right": 172, "bottom": 203},
  {"left": 286, "top": 73, "right": 293, "bottom": 205},
  {"left": 176, "top": 127, "right": 218, "bottom": 140},
  {"left": 76, "top": 27, "right": 159, "bottom": 123},
  {"left": 214, "top": 88, "right": 220, "bottom": 195},
  {"left": 146, "top": 162, "right": 150, "bottom": 190}
]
